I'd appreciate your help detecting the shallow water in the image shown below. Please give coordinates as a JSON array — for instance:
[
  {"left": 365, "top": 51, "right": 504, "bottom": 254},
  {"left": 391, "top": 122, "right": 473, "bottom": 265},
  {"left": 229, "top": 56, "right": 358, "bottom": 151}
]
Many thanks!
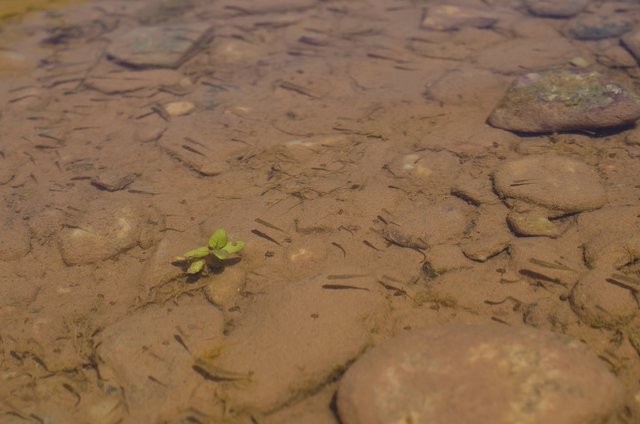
[{"left": 1, "top": 0, "right": 640, "bottom": 422}]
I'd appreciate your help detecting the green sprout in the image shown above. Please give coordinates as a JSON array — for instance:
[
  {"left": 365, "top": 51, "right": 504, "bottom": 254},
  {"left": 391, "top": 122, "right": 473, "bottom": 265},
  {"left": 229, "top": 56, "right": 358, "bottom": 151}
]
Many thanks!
[{"left": 174, "top": 228, "right": 245, "bottom": 276}]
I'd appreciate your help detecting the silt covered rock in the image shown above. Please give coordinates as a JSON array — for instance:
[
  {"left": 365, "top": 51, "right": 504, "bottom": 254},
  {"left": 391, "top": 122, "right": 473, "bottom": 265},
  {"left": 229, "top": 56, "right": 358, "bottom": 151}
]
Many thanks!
[{"left": 488, "top": 69, "right": 640, "bottom": 133}]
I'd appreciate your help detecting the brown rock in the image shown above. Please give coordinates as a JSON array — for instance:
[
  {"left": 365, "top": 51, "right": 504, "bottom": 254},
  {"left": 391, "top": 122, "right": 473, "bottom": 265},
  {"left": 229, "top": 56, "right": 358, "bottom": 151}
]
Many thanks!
[
  {"left": 507, "top": 211, "right": 563, "bottom": 238},
  {"left": 622, "top": 30, "right": 640, "bottom": 65},
  {"left": 462, "top": 204, "right": 511, "bottom": 262},
  {"left": 421, "top": 5, "right": 498, "bottom": 31},
  {"left": 98, "top": 301, "right": 224, "bottom": 421},
  {"left": 570, "top": 268, "right": 639, "bottom": 328},
  {"left": 509, "top": 237, "right": 585, "bottom": 290},
  {"left": 209, "top": 270, "right": 388, "bottom": 413},
  {"left": 337, "top": 324, "right": 624, "bottom": 424},
  {"left": 493, "top": 155, "right": 606, "bottom": 214}
]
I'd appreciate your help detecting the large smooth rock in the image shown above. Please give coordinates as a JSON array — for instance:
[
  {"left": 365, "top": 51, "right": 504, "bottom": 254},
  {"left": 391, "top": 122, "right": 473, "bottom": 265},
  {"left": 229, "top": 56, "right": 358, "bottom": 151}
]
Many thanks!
[
  {"left": 488, "top": 69, "right": 640, "bottom": 133},
  {"left": 337, "top": 324, "right": 625, "bottom": 424},
  {"left": 207, "top": 270, "right": 388, "bottom": 413},
  {"left": 493, "top": 155, "right": 606, "bottom": 214},
  {"left": 524, "top": 0, "right": 589, "bottom": 18},
  {"left": 98, "top": 301, "right": 224, "bottom": 421},
  {"left": 107, "top": 24, "right": 214, "bottom": 69}
]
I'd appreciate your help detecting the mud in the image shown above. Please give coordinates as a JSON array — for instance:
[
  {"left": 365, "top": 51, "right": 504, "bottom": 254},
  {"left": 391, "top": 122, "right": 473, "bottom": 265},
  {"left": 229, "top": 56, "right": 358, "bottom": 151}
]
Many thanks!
[{"left": 2, "top": 0, "right": 640, "bottom": 423}]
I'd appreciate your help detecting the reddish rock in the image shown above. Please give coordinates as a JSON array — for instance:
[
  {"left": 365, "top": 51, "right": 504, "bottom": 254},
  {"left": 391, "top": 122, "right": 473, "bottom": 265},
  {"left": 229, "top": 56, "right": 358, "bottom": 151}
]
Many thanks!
[{"left": 338, "top": 324, "right": 625, "bottom": 424}]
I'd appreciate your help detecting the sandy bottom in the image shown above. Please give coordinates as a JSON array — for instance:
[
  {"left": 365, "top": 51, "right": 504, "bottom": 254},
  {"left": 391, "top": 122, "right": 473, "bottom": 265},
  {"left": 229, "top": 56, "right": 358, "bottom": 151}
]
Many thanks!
[{"left": 2, "top": 0, "right": 640, "bottom": 422}]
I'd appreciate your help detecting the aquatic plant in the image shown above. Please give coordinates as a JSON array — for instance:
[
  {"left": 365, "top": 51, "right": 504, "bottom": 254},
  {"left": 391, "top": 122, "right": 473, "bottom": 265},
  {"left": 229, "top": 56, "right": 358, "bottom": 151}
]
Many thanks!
[{"left": 174, "top": 228, "right": 245, "bottom": 276}]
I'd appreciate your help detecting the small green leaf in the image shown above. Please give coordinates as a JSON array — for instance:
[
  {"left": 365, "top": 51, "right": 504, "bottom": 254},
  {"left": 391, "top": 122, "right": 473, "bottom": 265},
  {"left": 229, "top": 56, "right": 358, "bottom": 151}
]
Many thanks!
[
  {"left": 182, "top": 246, "right": 211, "bottom": 259},
  {"left": 187, "top": 259, "right": 205, "bottom": 274},
  {"left": 222, "top": 240, "right": 245, "bottom": 254},
  {"left": 208, "top": 228, "right": 228, "bottom": 249},
  {"left": 211, "top": 249, "right": 229, "bottom": 260}
]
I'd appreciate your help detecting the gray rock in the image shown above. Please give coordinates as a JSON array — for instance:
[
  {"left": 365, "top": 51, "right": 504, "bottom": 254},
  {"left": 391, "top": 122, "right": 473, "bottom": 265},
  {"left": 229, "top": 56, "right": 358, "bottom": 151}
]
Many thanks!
[
  {"left": 337, "top": 324, "right": 624, "bottom": 424},
  {"left": 567, "top": 14, "right": 632, "bottom": 40},
  {"left": 107, "top": 24, "right": 214, "bottom": 69},
  {"left": 493, "top": 155, "right": 606, "bottom": 214},
  {"left": 524, "top": 0, "right": 589, "bottom": 18},
  {"left": 488, "top": 69, "right": 640, "bottom": 133}
]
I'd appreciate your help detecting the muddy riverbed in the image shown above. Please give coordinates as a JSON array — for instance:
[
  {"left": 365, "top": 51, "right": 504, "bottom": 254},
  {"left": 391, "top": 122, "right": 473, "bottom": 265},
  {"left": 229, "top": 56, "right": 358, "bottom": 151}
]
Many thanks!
[{"left": 2, "top": 0, "right": 640, "bottom": 423}]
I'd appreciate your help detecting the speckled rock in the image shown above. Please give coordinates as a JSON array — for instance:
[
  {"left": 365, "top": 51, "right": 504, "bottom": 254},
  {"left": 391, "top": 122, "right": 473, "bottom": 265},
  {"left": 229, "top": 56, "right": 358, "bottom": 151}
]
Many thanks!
[
  {"left": 524, "top": 0, "right": 589, "bottom": 18},
  {"left": 337, "top": 324, "right": 624, "bottom": 424},
  {"left": 493, "top": 155, "right": 606, "bottom": 214},
  {"left": 488, "top": 69, "right": 640, "bottom": 133}
]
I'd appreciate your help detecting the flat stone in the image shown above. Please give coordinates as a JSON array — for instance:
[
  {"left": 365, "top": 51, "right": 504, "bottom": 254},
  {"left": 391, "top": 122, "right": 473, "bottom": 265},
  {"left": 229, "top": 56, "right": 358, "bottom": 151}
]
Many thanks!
[
  {"left": 85, "top": 69, "right": 183, "bottom": 94},
  {"left": 570, "top": 268, "right": 639, "bottom": 328},
  {"left": 107, "top": 24, "right": 214, "bottom": 69},
  {"left": 383, "top": 200, "right": 470, "bottom": 249},
  {"left": 163, "top": 101, "right": 195, "bottom": 117},
  {"left": 509, "top": 238, "right": 584, "bottom": 291},
  {"left": 208, "top": 269, "right": 388, "bottom": 413},
  {"left": 98, "top": 301, "right": 224, "bottom": 421},
  {"left": 337, "top": 324, "right": 624, "bottom": 424},
  {"left": 462, "top": 204, "right": 511, "bottom": 262},
  {"left": 489, "top": 69, "right": 640, "bottom": 133},
  {"left": 451, "top": 174, "right": 501, "bottom": 206},
  {"left": 91, "top": 170, "right": 138, "bottom": 192},
  {"left": 507, "top": 211, "right": 563, "bottom": 238},
  {"left": 493, "top": 155, "right": 606, "bottom": 213},
  {"left": 421, "top": 5, "right": 498, "bottom": 31},
  {"left": 578, "top": 207, "right": 640, "bottom": 268},
  {"left": 424, "top": 244, "right": 472, "bottom": 274},
  {"left": 134, "top": 124, "right": 166, "bottom": 142},
  {"left": 566, "top": 14, "right": 632, "bottom": 40},
  {"left": 158, "top": 126, "right": 226, "bottom": 176},
  {"left": 524, "top": 0, "right": 589, "bottom": 18},
  {"left": 203, "top": 265, "right": 246, "bottom": 307}
]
